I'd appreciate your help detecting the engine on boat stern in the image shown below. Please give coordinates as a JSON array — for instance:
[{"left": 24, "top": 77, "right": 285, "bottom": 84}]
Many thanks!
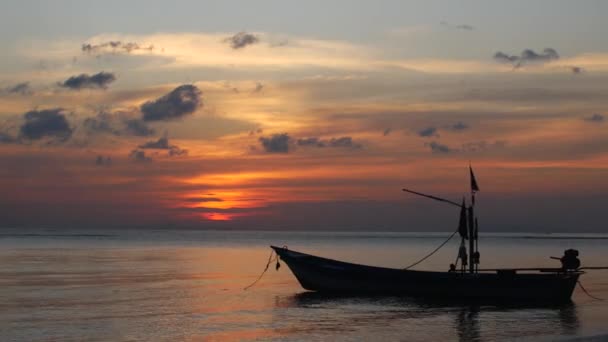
[{"left": 557, "top": 249, "right": 581, "bottom": 271}]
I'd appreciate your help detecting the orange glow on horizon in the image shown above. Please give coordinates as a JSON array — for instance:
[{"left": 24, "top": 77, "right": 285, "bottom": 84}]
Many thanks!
[{"left": 202, "top": 212, "right": 233, "bottom": 221}]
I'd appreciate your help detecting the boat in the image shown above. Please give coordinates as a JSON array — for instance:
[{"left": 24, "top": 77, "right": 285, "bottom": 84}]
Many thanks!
[
  {"left": 271, "top": 167, "right": 586, "bottom": 303},
  {"left": 271, "top": 245, "right": 580, "bottom": 302}
]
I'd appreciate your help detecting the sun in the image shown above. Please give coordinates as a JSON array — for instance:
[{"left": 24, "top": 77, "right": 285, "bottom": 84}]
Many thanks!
[{"left": 202, "top": 212, "right": 233, "bottom": 221}]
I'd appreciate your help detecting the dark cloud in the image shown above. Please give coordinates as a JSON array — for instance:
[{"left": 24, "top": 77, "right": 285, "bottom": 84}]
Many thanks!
[
  {"left": 297, "top": 136, "right": 362, "bottom": 149},
  {"left": 95, "top": 155, "right": 112, "bottom": 166},
  {"left": 82, "top": 111, "right": 119, "bottom": 135},
  {"left": 59, "top": 72, "right": 116, "bottom": 90},
  {"left": 5, "top": 82, "right": 33, "bottom": 95},
  {"left": 493, "top": 52, "right": 519, "bottom": 64},
  {"left": 82, "top": 41, "right": 154, "bottom": 54},
  {"left": 584, "top": 114, "right": 604, "bottom": 123},
  {"left": 450, "top": 122, "right": 469, "bottom": 131},
  {"left": 418, "top": 127, "right": 439, "bottom": 137},
  {"left": 20, "top": 108, "right": 72, "bottom": 141},
  {"left": 259, "top": 133, "right": 290, "bottom": 153},
  {"left": 139, "top": 135, "right": 188, "bottom": 157},
  {"left": 141, "top": 84, "right": 202, "bottom": 121},
  {"left": 461, "top": 140, "right": 507, "bottom": 152},
  {"left": 440, "top": 21, "right": 474, "bottom": 31},
  {"left": 249, "top": 128, "right": 263, "bottom": 136},
  {"left": 297, "top": 137, "right": 325, "bottom": 147},
  {"left": 125, "top": 119, "right": 155, "bottom": 136},
  {"left": 0, "top": 132, "right": 18, "bottom": 144},
  {"left": 183, "top": 197, "right": 224, "bottom": 203},
  {"left": 253, "top": 82, "right": 264, "bottom": 93},
  {"left": 82, "top": 111, "right": 155, "bottom": 137},
  {"left": 426, "top": 141, "right": 452, "bottom": 153},
  {"left": 570, "top": 66, "right": 584, "bottom": 74},
  {"left": 139, "top": 136, "right": 170, "bottom": 149},
  {"left": 129, "top": 149, "right": 152, "bottom": 162},
  {"left": 169, "top": 146, "right": 188, "bottom": 156},
  {"left": 493, "top": 48, "right": 559, "bottom": 68},
  {"left": 225, "top": 32, "right": 259, "bottom": 49},
  {"left": 327, "top": 136, "right": 362, "bottom": 149}
]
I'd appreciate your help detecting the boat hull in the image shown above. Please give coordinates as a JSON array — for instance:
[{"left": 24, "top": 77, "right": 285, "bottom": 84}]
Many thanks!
[{"left": 271, "top": 246, "right": 580, "bottom": 303}]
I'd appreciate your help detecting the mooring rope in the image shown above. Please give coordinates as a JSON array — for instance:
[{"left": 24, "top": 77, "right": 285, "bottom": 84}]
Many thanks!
[
  {"left": 577, "top": 280, "right": 605, "bottom": 301},
  {"left": 244, "top": 250, "right": 278, "bottom": 290},
  {"left": 403, "top": 229, "right": 459, "bottom": 270}
]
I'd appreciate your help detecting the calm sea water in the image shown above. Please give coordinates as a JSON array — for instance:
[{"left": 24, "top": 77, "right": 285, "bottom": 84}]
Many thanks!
[{"left": 1, "top": 229, "right": 608, "bottom": 341}]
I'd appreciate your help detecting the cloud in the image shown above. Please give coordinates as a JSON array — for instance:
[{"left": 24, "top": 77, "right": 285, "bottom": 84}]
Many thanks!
[
  {"left": 440, "top": 21, "right": 474, "bottom": 31},
  {"left": 417, "top": 127, "right": 439, "bottom": 137},
  {"left": 296, "top": 137, "right": 325, "bottom": 147},
  {"left": 169, "top": 146, "right": 188, "bottom": 156},
  {"left": 493, "top": 48, "right": 559, "bottom": 68},
  {"left": 426, "top": 141, "right": 452, "bottom": 153},
  {"left": 82, "top": 111, "right": 155, "bottom": 137},
  {"left": 125, "top": 119, "right": 155, "bottom": 136},
  {"left": 297, "top": 136, "right": 362, "bottom": 149},
  {"left": 139, "top": 136, "right": 170, "bottom": 149},
  {"left": 570, "top": 66, "right": 584, "bottom": 74},
  {"left": 493, "top": 52, "right": 519, "bottom": 64},
  {"left": 82, "top": 111, "right": 119, "bottom": 135},
  {"left": 129, "top": 149, "right": 152, "bottom": 162},
  {"left": 138, "top": 135, "right": 188, "bottom": 156},
  {"left": 141, "top": 84, "right": 202, "bottom": 121},
  {"left": 584, "top": 114, "right": 604, "bottom": 123},
  {"left": 327, "top": 136, "right": 362, "bottom": 149},
  {"left": 450, "top": 122, "right": 469, "bottom": 131},
  {"left": 95, "top": 155, "right": 112, "bottom": 166},
  {"left": 461, "top": 140, "right": 507, "bottom": 152},
  {"left": 82, "top": 41, "right": 154, "bottom": 54},
  {"left": 20, "top": 108, "right": 72, "bottom": 141},
  {"left": 225, "top": 32, "right": 259, "bottom": 49},
  {"left": 59, "top": 72, "right": 116, "bottom": 90},
  {"left": 455, "top": 24, "right": 474, "bottom": 31},
  {"left": 383, "top": 128, "right": 392, "bottom": 136},
  {"left": 259, "top": 133, "right": 290, "bottom": 153},
  {"left": 183, "top": 197, "right": 224, "bottom": 203},
  {"left": 5, "top": 82, "right": 33, "bottom": 95},
  {"left": 0, "top": 132, "right": 18, "bottom": 144},
  {"left": 252, "top": 82, "right": 264, "bottom": 93}
]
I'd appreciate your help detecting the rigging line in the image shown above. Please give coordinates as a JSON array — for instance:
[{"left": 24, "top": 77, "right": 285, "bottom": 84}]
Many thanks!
[
  {"left": 402, "top": 189, "right": 462, "bottom": 208},
  {"left": 244, "top": 250, "right": 277, "bottom": 290},
  {"left": 403, "top": 229, "right": 459, "bottom": 270},
  {"left": 577, "top": 280, "right": 605, "bottom": 301}
]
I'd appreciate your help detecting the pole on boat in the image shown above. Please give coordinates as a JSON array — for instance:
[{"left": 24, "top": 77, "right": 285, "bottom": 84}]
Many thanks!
[
  {"left": 469, "top": 165, "right": 480, "bottom": 274},
  {"left": 401, "top": 188, "right": 461, "bottom": 207},
  {"left": 468, "top": 205, "right": 475, "bottom": 273}
]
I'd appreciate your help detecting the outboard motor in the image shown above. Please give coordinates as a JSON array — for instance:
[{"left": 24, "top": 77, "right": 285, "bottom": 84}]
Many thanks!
[{"left": 560, "top": 249, "right": 581, "bottom": 271}]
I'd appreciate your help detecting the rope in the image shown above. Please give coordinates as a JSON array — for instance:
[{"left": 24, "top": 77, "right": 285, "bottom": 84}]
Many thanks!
[
  {"left": 577, "top": 280, "right": 604, "bottom": 301},
  {"left": 403, "top": 229, "right": 459, "bottom": 270},
  {"left": 244, "top": 250, "right": 277, "bottom": 290}
]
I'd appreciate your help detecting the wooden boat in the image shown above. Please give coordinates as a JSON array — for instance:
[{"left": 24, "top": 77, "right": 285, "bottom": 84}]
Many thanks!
[
  {"left": 271, "top": 167, "right": 587, "bottom": 303},
  {"left": 271, "top": 245, "right": 581, "bottom": 303}
]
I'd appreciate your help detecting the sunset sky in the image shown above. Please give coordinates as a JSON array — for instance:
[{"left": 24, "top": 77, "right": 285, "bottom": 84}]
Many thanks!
[{"left": 1, "top": 0, "right": 607, "bottom": 232}]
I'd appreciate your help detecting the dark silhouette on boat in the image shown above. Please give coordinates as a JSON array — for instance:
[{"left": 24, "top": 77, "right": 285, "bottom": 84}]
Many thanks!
[
  {"left": 271, "top": 167, "right": 596, "bottom": 303},
  {"left": 271, "top": 245, "right": 580, "bottom": 303}
]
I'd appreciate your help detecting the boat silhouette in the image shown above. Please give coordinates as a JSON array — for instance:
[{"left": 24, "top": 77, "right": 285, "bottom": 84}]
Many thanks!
[{"left": 271, "top": 167, "right": 592, "bottom": 303}]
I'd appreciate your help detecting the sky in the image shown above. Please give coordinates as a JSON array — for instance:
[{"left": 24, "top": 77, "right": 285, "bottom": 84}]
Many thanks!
[{"left": 1, "top": 0, "right": 607, "bottom": 232}]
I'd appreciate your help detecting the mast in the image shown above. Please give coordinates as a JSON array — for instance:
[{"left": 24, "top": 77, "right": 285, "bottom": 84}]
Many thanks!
[
  {"left": 469, "top": 165, "right": 480, "bottom": 274},
  {"left": 468, "top": 204, "right": 475, "bottom": 273}
]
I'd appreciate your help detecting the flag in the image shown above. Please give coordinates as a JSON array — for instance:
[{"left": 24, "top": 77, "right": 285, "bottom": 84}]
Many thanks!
[
  {"left": 470, "top": 166, "right": 480, "bottom": 193},
  {"left": 458, "top": 198, "right": 468, "bottom": 240}
]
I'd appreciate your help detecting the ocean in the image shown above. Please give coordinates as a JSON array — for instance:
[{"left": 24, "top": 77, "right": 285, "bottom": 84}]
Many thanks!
[{"left": 1, "top": 229, "right": 607, "bottom": 341}]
